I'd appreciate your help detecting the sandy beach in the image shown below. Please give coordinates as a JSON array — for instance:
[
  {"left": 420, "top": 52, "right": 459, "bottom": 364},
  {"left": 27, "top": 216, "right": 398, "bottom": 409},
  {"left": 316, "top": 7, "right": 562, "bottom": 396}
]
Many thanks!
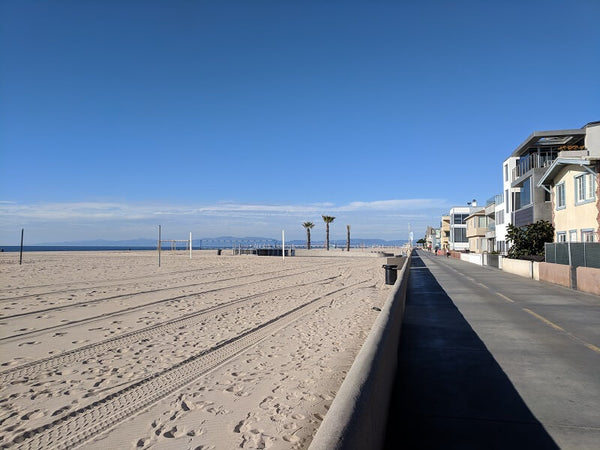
[{"left": 0, "top": 249, "right": 396, "bottom": 449}]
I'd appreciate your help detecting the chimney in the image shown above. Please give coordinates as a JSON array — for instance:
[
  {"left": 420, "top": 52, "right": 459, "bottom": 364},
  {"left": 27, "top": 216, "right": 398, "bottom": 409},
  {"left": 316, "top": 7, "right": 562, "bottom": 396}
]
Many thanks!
[{"left": 471, "top": 199, "right": 477, "bottom": 207}]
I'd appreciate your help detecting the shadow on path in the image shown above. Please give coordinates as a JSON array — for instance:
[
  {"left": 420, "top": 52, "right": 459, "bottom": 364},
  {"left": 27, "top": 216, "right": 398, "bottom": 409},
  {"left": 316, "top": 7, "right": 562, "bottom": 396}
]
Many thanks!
[{"left": 384, "top": 254, "right": 558, "bottom": 449}]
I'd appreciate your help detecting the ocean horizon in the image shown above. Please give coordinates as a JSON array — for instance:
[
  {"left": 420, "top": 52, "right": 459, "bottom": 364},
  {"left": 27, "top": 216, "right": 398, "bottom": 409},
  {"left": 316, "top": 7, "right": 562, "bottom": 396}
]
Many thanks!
[{"left": 0, "top": 246, "right": 159, "bottom": 253}]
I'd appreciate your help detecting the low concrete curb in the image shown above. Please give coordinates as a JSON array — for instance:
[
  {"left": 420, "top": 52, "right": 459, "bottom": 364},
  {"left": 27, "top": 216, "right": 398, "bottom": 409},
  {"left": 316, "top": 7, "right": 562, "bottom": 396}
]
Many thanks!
[{"left": 308, "top": 254, "right": 411, "bottom": 450}]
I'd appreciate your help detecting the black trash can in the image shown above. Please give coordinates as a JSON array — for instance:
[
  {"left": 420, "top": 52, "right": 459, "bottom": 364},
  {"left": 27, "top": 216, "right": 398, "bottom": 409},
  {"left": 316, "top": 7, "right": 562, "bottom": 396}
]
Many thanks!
[
  {"left": 382, "top": 264, "right": 398, "bottom": 285},
  {"left": 217, "top": 249, "right": 222, "bottom": 255}
]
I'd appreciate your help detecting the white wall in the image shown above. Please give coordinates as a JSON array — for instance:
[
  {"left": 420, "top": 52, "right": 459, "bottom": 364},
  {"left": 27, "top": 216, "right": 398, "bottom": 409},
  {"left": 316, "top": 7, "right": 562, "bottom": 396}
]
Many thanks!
[
  {"left": 585, "top": 123, "right": 600, "bottom": 156},
  {"left": 499, "top": 156, "right": 519, "bottom": 253}
]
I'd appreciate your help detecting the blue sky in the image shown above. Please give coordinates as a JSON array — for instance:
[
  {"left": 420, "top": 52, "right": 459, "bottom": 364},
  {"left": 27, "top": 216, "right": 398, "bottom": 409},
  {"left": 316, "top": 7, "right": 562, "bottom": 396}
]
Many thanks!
[{"left": 1, "top": 0, "right": 599, "bottom": 244}]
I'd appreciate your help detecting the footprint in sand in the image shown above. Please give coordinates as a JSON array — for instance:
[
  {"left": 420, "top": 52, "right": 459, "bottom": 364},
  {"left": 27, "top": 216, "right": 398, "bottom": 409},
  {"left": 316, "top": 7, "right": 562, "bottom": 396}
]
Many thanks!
[
  {"left": 235, "top": 415, "right": 274, "bottom": 449},
  {"left": 135, "top": 437, "right": 151, "bottom": 448},
  {"left": 180, "top": 399, "right": 194, "bottom": 412},
  {"left": 1, "top": 360, "right": 20, "bottom": 367},
  {"left": 259, "top": 396, "right": 274, "bottom": 410},
  {"left": 162, "top": 426, "right": 181, "bottom": 438},
  {"left": 18, "top": 341, "right": 40, "bottom": 346},
  {"left": 51, "top": 405, "right": 70, "bottom": 417},
  {"left": 282, "top": 433, "right": 301, "bottom": 443},
  {"left": 206, "top": 405, "right": 230, "bottom": 415},
  {"left": 21, "top": 409, "right": 44, "bottom": 420}
]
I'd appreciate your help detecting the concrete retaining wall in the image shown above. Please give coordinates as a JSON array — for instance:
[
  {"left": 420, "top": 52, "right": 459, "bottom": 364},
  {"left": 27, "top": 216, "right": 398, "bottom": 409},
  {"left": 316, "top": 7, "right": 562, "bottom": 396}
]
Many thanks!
[
  {"left": 308, "top": 255, "right": 411, "bottom": 450},
  {"left": 502, "top": 258, "right": 533, "bottom": 278},
  {"left": 538, "top": 262, "right": 571, "bottom": 288},
  {"left": 533, "top": 262, "right": 540, "bottom": 281},
  {"left": 460, "top": 253, "right": 483, "bottom": 265},
  {"left": 441, "top": 249, "right": 598, "bottom": 295},
  {"left": 448, "top": 251, "right": 462, "bottom": 259},
  {"left": 576, "top": 266, "right": 600, "bottom": 295}
]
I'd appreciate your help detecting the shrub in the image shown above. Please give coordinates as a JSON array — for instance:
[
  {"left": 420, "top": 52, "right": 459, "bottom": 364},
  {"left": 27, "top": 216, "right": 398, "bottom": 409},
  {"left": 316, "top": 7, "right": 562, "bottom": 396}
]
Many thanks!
[{"left": 506, "top": 220, "right": 554, "bottom": 259}]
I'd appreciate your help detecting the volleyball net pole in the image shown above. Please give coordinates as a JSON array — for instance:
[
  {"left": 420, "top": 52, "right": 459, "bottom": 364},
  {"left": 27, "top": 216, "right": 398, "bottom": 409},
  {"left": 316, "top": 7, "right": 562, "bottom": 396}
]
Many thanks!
[{"left": 157, "top": 227, "right": 193, "bottom": 265}]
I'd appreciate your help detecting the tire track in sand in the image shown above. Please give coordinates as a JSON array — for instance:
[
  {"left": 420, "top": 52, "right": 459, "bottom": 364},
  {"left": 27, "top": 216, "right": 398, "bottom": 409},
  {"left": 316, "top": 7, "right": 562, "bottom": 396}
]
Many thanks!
[
  {"left": 8, "top": 279, "right": 371, "bottom": 450},
  {"left": 0, "top": 274, "right": 340, "bottom": 383}
]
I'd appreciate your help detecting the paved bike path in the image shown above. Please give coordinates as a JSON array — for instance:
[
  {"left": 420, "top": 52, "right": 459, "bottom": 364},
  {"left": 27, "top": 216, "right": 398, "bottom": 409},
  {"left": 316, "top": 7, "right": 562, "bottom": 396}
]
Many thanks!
[{"left": 384, "top": 251, "right": 600, "bottom": 449}]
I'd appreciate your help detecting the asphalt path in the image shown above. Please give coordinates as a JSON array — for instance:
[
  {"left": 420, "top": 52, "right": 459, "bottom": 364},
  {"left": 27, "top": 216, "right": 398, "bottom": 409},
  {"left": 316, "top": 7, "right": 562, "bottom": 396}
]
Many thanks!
[{"left": 385, "top": 250, "right": 600, "bottom": 449}]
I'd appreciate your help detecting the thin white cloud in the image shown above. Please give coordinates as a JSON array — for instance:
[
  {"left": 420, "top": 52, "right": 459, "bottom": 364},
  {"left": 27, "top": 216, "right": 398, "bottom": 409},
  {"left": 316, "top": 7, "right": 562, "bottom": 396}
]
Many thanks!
[
  {"left": 0, "top": 198, "right": 450, "bottom": 243},
  {"left": 337, "top": 199, "right": 444, "bottom": 212},
  {"left": 0, "top": 199, "right": 450, "bottom": 223}
]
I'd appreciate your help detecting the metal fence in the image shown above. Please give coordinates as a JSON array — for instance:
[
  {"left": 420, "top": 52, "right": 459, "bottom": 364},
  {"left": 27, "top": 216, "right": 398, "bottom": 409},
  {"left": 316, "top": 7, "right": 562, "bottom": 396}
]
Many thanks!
[
  {"left": 487, "top": 253, "right": 500, "bottom": 268},
  {"left": 545, "top": 242, "right": 600, "bottom": 268}
]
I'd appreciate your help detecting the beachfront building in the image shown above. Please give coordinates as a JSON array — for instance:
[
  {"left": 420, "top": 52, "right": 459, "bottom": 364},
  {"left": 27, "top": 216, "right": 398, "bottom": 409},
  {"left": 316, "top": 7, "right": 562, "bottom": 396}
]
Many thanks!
[
  {"left": 492, "top": 193, "right": 506, "bottom": 253},
  {"left": 484, "top": 196, "right": 497, "bottom": 252},
  {"left": 498, "top": 156, "right": 518, "bottom": 254},
  {"left": 506, "top": 126, "right": 587, "bottom": 230},
  {"left": 425, "top": 226, "right": 441, "bottom": 251},
  {"left": 537, "top": 122, "right": 600, "bottom": 242},
  {"left": 465, "top": 200, "right": 496, "bottom": 253},
  {"left": 441, "top": 215, "right": 450, "bottom": 250},
  {"left": 465, "top": 208, "right": 486, "bottom": 253},
  {"left": 448, "top": 204, "right": 477, "bottom": 251}
]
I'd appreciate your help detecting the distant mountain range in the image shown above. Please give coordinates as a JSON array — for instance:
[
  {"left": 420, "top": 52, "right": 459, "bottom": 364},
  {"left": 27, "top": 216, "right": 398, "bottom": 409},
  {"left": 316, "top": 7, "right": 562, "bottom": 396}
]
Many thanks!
[{"left": 36, "top": 236, "right": 407, "bottom": 248}]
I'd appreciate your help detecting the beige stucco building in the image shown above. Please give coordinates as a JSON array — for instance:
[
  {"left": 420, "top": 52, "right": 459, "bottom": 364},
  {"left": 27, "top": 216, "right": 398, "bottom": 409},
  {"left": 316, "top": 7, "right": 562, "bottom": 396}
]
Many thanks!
[
  {"left": 538, "top": 122, "right": 600, "bottom": 242},
  {"left": 465, "top": 207, "right": 496, "bottom": 253}
]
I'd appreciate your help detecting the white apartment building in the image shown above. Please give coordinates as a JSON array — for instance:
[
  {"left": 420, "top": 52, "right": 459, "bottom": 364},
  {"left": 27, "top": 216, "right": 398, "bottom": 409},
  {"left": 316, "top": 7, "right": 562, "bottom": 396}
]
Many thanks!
[
  {"left": 448, "top": 204, "right": 477, "bottom": 251},
  {"left": 496, "top": 156, "right": 518, "bottom": 254}
]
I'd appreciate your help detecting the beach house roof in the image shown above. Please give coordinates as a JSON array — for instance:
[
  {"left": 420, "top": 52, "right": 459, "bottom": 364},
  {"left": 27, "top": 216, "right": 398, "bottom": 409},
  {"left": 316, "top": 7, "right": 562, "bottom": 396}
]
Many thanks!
[{"left": 510, "top": 128, "right": 586, "bottom": 158}]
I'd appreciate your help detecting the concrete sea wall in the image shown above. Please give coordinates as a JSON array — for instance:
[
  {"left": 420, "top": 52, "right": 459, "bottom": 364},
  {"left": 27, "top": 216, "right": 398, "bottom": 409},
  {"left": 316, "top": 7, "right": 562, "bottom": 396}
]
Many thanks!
[{"left": 309, "top": 255, "right": 411, "bottom": 450}]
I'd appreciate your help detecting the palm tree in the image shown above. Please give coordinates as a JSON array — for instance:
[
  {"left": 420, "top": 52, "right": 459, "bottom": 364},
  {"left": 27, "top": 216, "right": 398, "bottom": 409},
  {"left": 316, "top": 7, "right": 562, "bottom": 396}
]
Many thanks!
[
  {"left": 346, "top": 225, "right": 351, "bottom": 252},
  {"left": 302, "top": 221, "right": 314, "bottom": 250},
  {"left": 322, "top": 215, "right": 335, "bottom": 250}
]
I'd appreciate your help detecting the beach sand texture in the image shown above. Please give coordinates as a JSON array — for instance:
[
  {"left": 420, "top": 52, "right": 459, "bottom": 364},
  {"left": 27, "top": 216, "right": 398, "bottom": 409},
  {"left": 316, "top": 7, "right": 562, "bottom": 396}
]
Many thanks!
[{"left": 0, "top": 250, "right": 393, "bottom": 449}]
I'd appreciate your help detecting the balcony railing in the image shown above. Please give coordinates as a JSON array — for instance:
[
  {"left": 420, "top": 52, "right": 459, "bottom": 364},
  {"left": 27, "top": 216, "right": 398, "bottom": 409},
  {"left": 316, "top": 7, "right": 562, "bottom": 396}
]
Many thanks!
[{"left": 512, "top": 152, "right": 556, "bottom": 180}]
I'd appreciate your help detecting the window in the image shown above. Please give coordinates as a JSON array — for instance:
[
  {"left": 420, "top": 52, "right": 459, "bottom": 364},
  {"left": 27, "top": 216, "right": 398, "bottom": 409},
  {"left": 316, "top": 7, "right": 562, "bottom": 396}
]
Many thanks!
[
  {"left": 453, "top": 228, "right": 467, "bottom": 243},
  {"left": 520, "top": 177, "right": 531, "bottom": 207},
  {"left": 544, "top": 189, "right": 551, "bottom": 202},
  {"left": 569, "top": 230, "right": 577, "bottom": 242},
  {"left": 556, "top": 183, "right": 566, "bottom": 209},
  {"left": 495, "top": 210, "right": 504, "bottom": 225},
  {"left": 505, "top": 189, "right": 509, "bottom": 213},
  {"left": 557, "top": 232, "right": 566, "bottom": 242},
  {"left": 575, "top": 173, "right": 596, "bottom": 205},
  {"left": 497, "top": 241, "right": 505, "bottom": 253},
  {"left": 582, "top": 229, "right": 596, "bottom": 242},
  {"left": 576, "top": 175, "right": 585, "bottom": 202},
  {"left": 451, "top": 213, "right": 468, "bottom": 225},
  {"left": 504, "top": 164, "right": 508, "bottom": 182},
  {"left": 513, "top": 191, "right": 521, "bottom": 210}
]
